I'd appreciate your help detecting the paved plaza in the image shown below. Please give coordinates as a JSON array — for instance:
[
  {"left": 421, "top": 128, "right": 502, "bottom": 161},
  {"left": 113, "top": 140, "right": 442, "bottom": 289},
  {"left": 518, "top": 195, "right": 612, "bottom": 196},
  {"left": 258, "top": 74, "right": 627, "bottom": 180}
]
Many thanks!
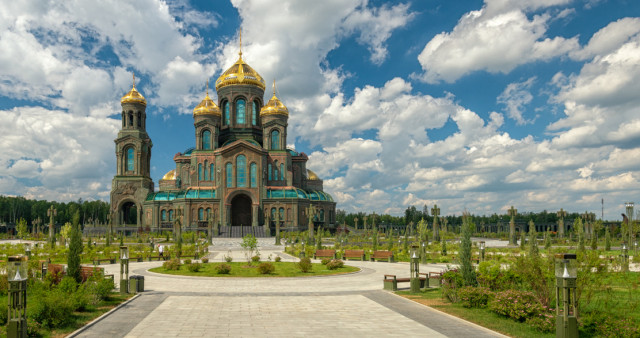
[{"left": 72, "top": 238, "right": 506, "bottom": 337}]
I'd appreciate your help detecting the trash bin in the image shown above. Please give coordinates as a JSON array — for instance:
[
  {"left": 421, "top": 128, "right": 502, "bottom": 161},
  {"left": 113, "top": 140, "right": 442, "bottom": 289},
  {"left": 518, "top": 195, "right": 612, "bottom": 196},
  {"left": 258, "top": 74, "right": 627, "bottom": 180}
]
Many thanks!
[
  {"left": 137, "top": 275, "right": 144, "bottom": 292},
  {"left": 128, "top": 276, "right": 139, "bottom": 294}
]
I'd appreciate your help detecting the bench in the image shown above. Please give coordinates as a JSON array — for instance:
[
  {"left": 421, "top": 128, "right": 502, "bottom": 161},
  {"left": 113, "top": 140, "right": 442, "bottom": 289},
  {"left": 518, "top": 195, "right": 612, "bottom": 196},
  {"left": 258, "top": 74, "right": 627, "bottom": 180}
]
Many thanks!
[
  {"left": 427, "top": 271, "right": 442, "bottom": 287},
  {"left": 343, "top": 249, "right": 365, "bottom": 261},
  {"left": 314, "top": 249, "right": 336, "bottom": 259},
  {"left": 370, "top": 250, "right": 394, "bottom": 262},
  {"left": 80, "top": 266, "right": 104, "bottom": 282},
  {"left": 92, "top": 258, "right": 116, "bottom": 265},
  {"left": 148, "top": 255, "right": 166, "bottom": 261},
  {"left": 383, "top": 274, "right": 427, "bottom": 291}
]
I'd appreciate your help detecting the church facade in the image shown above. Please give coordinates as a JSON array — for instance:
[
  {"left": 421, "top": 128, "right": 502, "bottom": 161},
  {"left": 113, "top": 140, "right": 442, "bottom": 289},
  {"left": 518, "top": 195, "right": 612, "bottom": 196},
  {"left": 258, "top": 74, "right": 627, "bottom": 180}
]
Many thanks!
[{"left": 109, "top": 49, "right": 336, "bottom": 234}]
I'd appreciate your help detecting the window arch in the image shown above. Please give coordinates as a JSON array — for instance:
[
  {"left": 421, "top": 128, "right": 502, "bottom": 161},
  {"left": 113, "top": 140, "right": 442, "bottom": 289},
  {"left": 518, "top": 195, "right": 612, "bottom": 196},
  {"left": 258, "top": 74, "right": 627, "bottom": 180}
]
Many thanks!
[
  {"left": 161, "top": 210, "right": 167, "bottom": 221},
  {"left": 198, "top": 163, "right": 203, "bottom": 181},
  {"left": 223, "top": 101, "right": 230, "bottom": 125},
  {"left": 236, "top": 155, "right": 246, "bottom": 187},
  {"left": 204, "top": 160, "right": 208, "bottom": 180},
  {"left": 271, "top": 129, "right": 280, "bottom": 150},
  {"left": 268, "top": 163, "right": 272, "bottom": 180},
  {"left": 250, "top": 163, "right": 257, "bottom": 187},
  {"left": 279, "top": 208, "right": 285, "bottom": 222},
  {"left": 169, "top": 210, "right": 174, "bottom": 221},
  {"left": 252, "top": 101, "right": 258, "bottom": 125},
  {"left": 209, "top": 163, "right": 214, "bottom": 181},
  {"left": 137, "top": 112, "right": 141, "bottom": 127},
  {"left": 206, "top": 208, "right": 212, "bottom": 219},
  {"left": 280, "top": 163, "right": 285, "bottom": 180},
  {"left": 126, "top": 147, "right": 135, "bottom": 172},
  {"left": 320, "top": 209, "right": 325, "bottom": 221},
  {"left": 271, "top": 208, "right": 276, "bottom": 222},
  {"left": 198, "top": 208, "right": 204, "bottom": 220},
  {"left": 128, "top": 112, "right": 133, "bottom": 127},
  {"left": 274, "top": 160, "right": 279, "bottom": 181},
  {"left": 202, "top": 130, "right": 211, "bottom": 150},
  {"left": 236, "top": 99, "right": 246, "bottom": 124},
  {"left": 226, "top": 163, "right": 233, "bottom": 187}
]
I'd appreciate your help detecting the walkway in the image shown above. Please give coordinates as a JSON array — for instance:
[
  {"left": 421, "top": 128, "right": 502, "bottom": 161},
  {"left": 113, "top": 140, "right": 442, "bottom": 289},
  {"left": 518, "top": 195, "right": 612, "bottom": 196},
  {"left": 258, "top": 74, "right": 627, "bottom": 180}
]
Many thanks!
[{"left": 73, "top": 238, "right": 505, "bottom": 337}]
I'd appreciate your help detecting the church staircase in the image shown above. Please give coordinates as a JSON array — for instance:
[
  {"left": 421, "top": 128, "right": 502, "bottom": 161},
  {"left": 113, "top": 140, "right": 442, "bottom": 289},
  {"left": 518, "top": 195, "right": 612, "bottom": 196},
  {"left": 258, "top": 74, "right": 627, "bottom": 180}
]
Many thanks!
[{"left": 218, "top": 226, "right": 268, "bottom": 238}]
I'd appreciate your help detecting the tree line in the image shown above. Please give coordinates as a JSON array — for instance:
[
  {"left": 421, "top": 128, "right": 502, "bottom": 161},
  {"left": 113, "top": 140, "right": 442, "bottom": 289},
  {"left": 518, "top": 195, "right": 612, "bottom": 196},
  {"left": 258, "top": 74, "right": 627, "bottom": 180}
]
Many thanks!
[{"left": 0, "top": 195, "right": 110, "bottom": 228}]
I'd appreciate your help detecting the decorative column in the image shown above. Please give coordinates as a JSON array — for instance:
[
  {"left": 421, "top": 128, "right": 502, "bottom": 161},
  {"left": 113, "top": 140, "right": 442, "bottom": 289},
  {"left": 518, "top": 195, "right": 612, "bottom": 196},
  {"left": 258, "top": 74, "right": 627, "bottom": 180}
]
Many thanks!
[
  {"left": 625, "top": 202, "right": 634, "bottom": 248},
  {"left": 557, "top": 208, "right": 566, "bottom": 239},
  {"left": 508, "top": 206, "right": 518, "bottom": 246},
  {"left": 47, "top": 205, "right": 57, "bottom": 249},
  {"left": 431, "top": 205, "right": 440, "bottom": 242},
  {"left": 119, "top": 246, "right": 129, "bottom": 294}
]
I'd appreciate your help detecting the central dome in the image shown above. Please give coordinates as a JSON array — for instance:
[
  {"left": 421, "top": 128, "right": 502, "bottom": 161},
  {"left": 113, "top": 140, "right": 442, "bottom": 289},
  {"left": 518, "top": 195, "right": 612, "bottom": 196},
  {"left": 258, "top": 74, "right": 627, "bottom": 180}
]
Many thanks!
[{"left": 215, "top": 53, "right": 265, "bottom": 91}]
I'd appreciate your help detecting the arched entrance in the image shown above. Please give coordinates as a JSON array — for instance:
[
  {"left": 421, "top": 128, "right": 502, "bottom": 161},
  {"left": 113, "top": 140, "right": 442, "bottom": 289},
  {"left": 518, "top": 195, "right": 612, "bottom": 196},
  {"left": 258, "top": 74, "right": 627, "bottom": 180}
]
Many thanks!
[
  {"left": 231, "top": 194, "right": 252, "bottom": 226},
  {"left": 120, "top": 201, "right": 138, "bottom": 225}
]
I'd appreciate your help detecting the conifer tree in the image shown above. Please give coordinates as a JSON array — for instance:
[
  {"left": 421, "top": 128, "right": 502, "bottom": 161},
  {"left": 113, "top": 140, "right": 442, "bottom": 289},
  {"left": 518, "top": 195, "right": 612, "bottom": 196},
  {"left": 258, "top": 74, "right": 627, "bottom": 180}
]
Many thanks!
[
  {"left": 459, "top": 213, "right": 476, "bottom": 286},
  {"left": 67, "top": 210, "right": 83, "bottom": 283}
]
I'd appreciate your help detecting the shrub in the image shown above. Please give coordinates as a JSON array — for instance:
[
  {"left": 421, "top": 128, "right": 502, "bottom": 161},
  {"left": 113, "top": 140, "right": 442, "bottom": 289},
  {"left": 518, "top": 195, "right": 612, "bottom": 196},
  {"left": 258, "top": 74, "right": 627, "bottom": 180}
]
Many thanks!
[
  {"left": 257, "top": 262, "right": 275, "bottom": 274},
  {"left": 184, "top": 259, "right": 192, "bottom": 265},
  {"left": 163, "top": 259, "right": 181, "bottom": 271},
  {"left": 274, "top": 256, "right": 282, "bottom": 262},
  {"left": 326, "top": 259, "right": 344, "bottom": 270},
  {"left": 224, "top": 253, "right": 233, "bottom": 263},
  {"left": 476, "top": 261, "right": 522, "bottom": 291},
  {"left": 0, "top": 303, "right": 7, "bottom": 325},
  {"left": 0, "top": 274, "right": 8, "bottom": 296},
  {"left": 29, "top": 289, "right": 75, "bottom": 328},
  {"left": 458, "top": 286, "right": 493, "bottom": 308},
  {"left": 27, "top": 318, "right": 42, "bottom": 336},
  {"left": 489, "top": 290, "right": 543, "bottom": 321},
  {"left": 201, "top": 257, "right": 209, "bottom": 264},
  {"left": 83, "top": 273, "right": 114, "bottom": 302},
  {"left": 441, "top": 268, "right": 464, "bottom": 302},
  {"left": 251, "top": 255, "right": 261, "bottom": 263},
  {"left": 526, "top": 311, "right": 555, "bottom": 333},
  {"left": 321, "top": 258, "right": 331, "bottom": 265},
  {"left": 298, "top": 257, "right": 312, "bottom": 273},
  {"left": 186, "top": 262, "right": 202, "bottom": 272},
  {"left": 215, "top": 263, "right": 231, "bottom": 274}
]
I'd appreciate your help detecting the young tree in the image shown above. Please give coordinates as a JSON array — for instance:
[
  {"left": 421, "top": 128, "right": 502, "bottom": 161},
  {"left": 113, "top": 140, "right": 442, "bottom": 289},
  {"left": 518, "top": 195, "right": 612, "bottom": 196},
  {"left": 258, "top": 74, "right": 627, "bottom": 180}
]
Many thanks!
[
  {"left": 241, "top": 234, "right": 258, "bottom": 264},
  {"left": 16, "top": 217, "right": 28, "bottom": 239},
  {"left": 67, "top": 210, "right": 84, "bottom": 283},
  {"left": 605, "top": 227, "right": 611, "bottom": 251},
  {"left": 528, "top": 220, "right": 538, "bottom": 257},
  {"left": 459, "top": 213, "right": 476, "bottom": 286}
]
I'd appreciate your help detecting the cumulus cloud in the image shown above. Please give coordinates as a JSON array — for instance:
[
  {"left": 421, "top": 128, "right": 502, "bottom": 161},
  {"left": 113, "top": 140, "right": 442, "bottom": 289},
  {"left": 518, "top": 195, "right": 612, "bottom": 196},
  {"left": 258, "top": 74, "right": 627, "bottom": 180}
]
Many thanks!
[{"left": 497, "top": 77, "right": 536, "bottom": 125}]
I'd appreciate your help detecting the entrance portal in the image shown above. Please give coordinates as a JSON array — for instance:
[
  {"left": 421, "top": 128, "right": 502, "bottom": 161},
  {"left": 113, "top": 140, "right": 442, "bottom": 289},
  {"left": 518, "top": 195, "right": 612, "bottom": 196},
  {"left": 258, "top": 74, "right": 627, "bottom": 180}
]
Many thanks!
[
  {"left": 121, "top": 202, "right": 138, "bottom": 225},
  {"left": 231, "top": 194, "right": 252, "bottom": 226}
]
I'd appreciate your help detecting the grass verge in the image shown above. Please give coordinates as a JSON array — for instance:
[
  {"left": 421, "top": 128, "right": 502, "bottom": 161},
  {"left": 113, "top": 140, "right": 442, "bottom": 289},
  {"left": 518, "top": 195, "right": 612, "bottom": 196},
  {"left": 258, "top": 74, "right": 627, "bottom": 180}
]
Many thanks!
[{"left": 149, "top": 261, "right": 359, "bottom": 277}]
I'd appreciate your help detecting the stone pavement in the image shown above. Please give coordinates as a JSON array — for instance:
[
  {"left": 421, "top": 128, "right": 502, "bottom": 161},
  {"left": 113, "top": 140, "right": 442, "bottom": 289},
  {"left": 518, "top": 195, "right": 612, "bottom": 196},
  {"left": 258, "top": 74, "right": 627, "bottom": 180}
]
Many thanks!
[{"left": 72, "top": 238, "right": 506, "bottom": 338}]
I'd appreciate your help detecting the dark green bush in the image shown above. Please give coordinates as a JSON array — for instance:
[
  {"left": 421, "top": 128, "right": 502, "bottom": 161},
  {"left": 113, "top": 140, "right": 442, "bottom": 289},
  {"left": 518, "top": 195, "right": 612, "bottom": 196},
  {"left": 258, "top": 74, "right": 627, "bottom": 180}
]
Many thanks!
[
  {"left": 29, "top": 289, "right": 75, "bottom": 328},
  {"left": 441, "top": 268, "right": 464, "bottom": 302},
  {"left": 0, "top": 274, "right": 8, "bottom": 296},
  {"left": 186, "top": 263, "right": 202, "bottom": 272},
  {"left": 215, "top": 263, "right": 231, "bottom": 274},
  {"left": 274, "top": 256, "right": 282, "bottom": 262},
  {"left": 251, "top": 255, "right": 261, "bottom": 263},
  {"left": 0, "top": 303, "right": 7, "bottom": 326},
  {"left": 326, "top": 259, "right": 344, "bottom": 270},
  {"left": 163, "top": 259, "right": 181, "bottom": 271},
  {"left": 184, "top": 259, "right": 192, "bottom": 265},
  {"left": 298, "top": 257, "right": 312, "bottom": 273},
  {"left": 489, "top": 290, "right": 543, "bottom": 321},
  {"left": 321, "top": 258, "right": 331, "bottom": 265},
  {"left": 476, "top": 261, "right": 521, "bottom": 291},
  {"left": 457, "top": 286, "right": 492, "bottom": 308},
  {"left": 201, "top": 257, "right": 209, "bottom": 264},
  {"left": 257, "top": 262, "right": 275, "bottom": 274}
]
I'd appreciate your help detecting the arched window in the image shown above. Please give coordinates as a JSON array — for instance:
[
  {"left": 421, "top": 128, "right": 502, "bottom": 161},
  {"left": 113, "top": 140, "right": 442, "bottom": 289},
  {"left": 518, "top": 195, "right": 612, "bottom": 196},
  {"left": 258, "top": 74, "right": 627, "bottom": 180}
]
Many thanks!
[
  {"left": 320, "top": 209, "right": 325, "bottom": 221},
  {"left": 161, "top": 210, "right": 167, "bottom": 221},
  {"left": 252, "top": 101, "right": 258, "bottom": 125},
  {"left": 128, "top": 112, "right": 133, "bottom": 127},
  {"left": 137, "top": 112, "right": 141, "bottom": 127},
  {"left": 274, "top": 160, "right": 279, "bottom": 181},
  {"left": 250, "top": 163, "right": 257, "bottom": 187},
  {"left": 236, "top": 99, "right": 245, "bottom": 124},
  {"left": 271, "top": 129, "right": 280, "bottom": 150},
  {"left": 223, "top": 101, "right": 230, "bottom": 125},
  {"left": 226, "top": 163, "right": 233, "bottom": 187},
  {"left": 198, "top": 208, "right": 204, "bottom": 220},
  {"left": 198, "top": 163, "right": 203, "bottom": 181},
  {"left": 236, "top": 155, "right": 246, "bottom": 187},
  {"left": 169, "top": 210, "right": 174, "bottom": 221},
  {"left": 206, "top": 208, "right": 212, "bottom": 219},
  {"left": 202, "top": 130, "right": 211, "bottom": 150},
  {"left": 279, "top": 208, "right": 285, "bottom": 222},
  {"left": 209, "top": 163, "right": 214, "bottom": 181},
  {"left": 126, "top": 147, "right": 135, "bottom": 172},
  {"left": 271, "top": 208, "right": 276, "bottom": 222},
  {"left": 280, "top": 163, "right": 285, "bottom": 180},
  {"left": 204, "top": 160, "right": 208, "bottom": 180},
  {"left": 268, "top": 164, "right": 272, "bottom": 180}
]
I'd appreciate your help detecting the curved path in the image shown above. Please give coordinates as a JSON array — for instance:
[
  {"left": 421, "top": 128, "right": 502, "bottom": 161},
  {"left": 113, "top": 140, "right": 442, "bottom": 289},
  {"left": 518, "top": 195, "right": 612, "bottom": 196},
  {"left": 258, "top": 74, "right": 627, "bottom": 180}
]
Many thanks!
[{"left": 73, "top": 239, "right": 505, "bottom": 338}]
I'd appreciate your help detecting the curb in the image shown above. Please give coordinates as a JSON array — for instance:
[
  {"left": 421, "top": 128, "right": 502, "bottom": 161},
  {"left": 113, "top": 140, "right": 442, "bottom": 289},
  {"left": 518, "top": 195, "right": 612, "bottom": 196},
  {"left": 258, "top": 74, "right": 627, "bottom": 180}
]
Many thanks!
[{"left": 67, "top": 293, "right": 141, "bottom": 337}]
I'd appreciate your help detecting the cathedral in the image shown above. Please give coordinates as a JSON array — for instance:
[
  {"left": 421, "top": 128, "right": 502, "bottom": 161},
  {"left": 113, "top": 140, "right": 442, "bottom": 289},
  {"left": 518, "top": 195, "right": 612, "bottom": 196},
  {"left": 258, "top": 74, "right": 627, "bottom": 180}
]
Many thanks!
[{"left": 109, "top": 46, "right": 336, "bottom": 236}]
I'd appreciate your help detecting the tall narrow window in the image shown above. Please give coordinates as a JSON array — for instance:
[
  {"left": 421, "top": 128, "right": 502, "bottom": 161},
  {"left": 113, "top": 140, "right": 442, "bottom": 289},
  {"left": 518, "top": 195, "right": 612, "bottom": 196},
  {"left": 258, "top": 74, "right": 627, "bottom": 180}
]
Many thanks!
[
  {"left": 320, "top": 209, "right": 325, "bottom": 221},
  {"left": 198, "top": 163, "right": 203, "bottom": 181},
  {"left": 271, "top": 130, "right": 280, "bottom": 150},
  {"left": 169, "top": 210, "right": 174, "bottom": 221},
  {"left": 236, "top": 155, "right": 246, "bottom": 187},
  {"left": 161, "top": 210, "right": 167, "bottom": 221},
  {"left": 204, "top": 161, "right": 208, "bottom": 180},
  {"left": 126, "top": 147, "right": 134, "bottom": 172},
  {"left": 280, "top": 163, "right": 285, "bottom": 180},
  {"left": 250, "top": 163, "right": 257, "bottom": 187},
  {"left": 236, "top": 99, "right": 245, "bottom": 124},
  {"left": 202, "top": 130, "right": 211, "bottom": 150},
  {"left": 129, "top": 112, "right": 133, "bottom": 127},
  {"left": 268, "top": 164, "right": 272, "bottom": 180},
  {"left": 226, "top": 163, "right": 233, "bottom": 187},
  {"left": 209, "top": 163, "right": 214, "bottom": 181},
  {"left": 279, "top": 208, "right": 285, "bottom": 222},
  {"left": 223, "top": 102, "right": 230, "bottom": 125},
  {"left": 122, "top": 112, "right": 125, "bottom": 128},
  {"left": 274, "top": 160, "right": 279, "bottom": 181},
  {"left": 271, "top": 208, "right": 276, "bottom": 222},
  {"left": 137, "top": 112, "right": 141, "bottom": 127},
  {"left": 252, "top": 101, "right": 258, "bottom": 125},
  {"left": 198, "top": 208, "right": 204, "bottom": 220},
  {"left": 206, "top": 208, "right": 212, "bottom": 219}
]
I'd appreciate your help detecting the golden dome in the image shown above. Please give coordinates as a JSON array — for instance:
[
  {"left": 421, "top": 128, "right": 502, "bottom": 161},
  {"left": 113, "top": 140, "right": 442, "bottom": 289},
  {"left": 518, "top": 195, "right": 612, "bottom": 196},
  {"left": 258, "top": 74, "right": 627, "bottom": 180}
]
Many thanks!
[
  {"left": 260, "top": 81, "right": 288, "bottom": 117},
  {"left": 307, "top": 169, "right": 319, "bottom": 180},
  {"left": 193, "top": 83, "right": 221, "bottom": 117},
  {"left": 121, "top": 74, "right": 147, "bottom": 106},
  {"left": 215, "top": 54, "right": 265, "bottom": 90},
  {"left": 162, "top": 169, "right": 176, "bottom": 180}
]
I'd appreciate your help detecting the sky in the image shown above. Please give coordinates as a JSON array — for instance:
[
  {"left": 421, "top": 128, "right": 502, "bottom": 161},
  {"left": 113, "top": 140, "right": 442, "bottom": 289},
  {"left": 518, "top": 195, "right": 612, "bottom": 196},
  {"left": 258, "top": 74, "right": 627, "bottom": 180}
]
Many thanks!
[{"left": 1, "top": 0, "right": 639, "bottom": 220}]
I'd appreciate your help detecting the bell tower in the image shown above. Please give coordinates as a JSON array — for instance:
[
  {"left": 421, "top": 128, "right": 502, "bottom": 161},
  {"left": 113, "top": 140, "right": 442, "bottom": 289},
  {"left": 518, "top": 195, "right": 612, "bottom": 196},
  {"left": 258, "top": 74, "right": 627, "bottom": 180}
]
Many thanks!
[{"left": 110, "top": 74, "right": 154, "bottom": 227}]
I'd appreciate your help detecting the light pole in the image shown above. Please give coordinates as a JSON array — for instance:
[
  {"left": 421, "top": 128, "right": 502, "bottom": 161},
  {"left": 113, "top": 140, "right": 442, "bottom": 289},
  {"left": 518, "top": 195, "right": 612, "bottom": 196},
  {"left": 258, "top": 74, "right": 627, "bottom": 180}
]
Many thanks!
[
  {"left": 410, "top": 246, "right": 420, "bottom": 292},
  {"left": 479, "top": 241, "right": 486, "bottom": 262},
  {"left": 7, "top": 256, "right": 28, "bottom": 338},
  {"left": 300, "top": 241, "right": 306, "bottom": 258},
  {"left": 120, "top": 246, "right": 130, "bottom": 294},
  {"left": 555, "top": 253, "right": 578, "bottom": 338},
  {"left": 625, "top": 202, "right": 634, "bottom": 247},
  {"left": 621, "top": 243, "right": 629, "bottom": 272},
  {"left": 420, "top": 241, "right": 427, "bottom": 264},
  {"left": 47, "top": 205, "right": 57, "bottom": 249}
]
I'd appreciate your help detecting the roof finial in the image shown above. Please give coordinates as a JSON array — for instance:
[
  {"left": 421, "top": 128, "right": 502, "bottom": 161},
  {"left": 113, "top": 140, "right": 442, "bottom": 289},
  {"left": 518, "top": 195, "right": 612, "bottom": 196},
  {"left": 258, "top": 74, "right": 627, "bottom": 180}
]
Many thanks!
[
  {"left": 132, "top": 73, "right": 136, "bottom": 89},
  {"left": 206, "top": 79, "right": 209, "bottom": 96},
  {"left": 239, "top": 28, "right": 243, "bottom": 58},
  {"left": 272, "top": 79, "right": 276, "bottom": 96}
]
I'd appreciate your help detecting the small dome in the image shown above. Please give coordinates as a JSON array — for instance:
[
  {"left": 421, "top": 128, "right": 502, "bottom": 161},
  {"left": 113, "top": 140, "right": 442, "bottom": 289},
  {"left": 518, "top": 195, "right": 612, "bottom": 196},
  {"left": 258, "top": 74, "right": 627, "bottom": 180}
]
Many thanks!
[
  {"left": 307, "top": 169, "right": 319, "bottom": 180},
  {"left": 215, "top": 54, "right": 265, "bottom": 91},
  {"left": 260, "top": 93, "right": 289, "bottom": 117},
  {"left": 193, "top": 92, "right": 221, "bottom": 117},
  {"left": 121, "top": 74, "right": 146, "bottom": 106},
  {"left": 162, "top": 169, "right": 176, "bottom": 180}
]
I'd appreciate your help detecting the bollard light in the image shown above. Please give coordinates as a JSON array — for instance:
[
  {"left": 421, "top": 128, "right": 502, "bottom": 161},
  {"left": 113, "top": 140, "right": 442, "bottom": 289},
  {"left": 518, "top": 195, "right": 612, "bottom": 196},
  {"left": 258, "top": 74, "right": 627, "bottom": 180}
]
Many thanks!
[
  {"left": 119, "top": 246, "right": 130, "bottom": 294},
  {"left": 7, "top": 256, "right": 28, "bottom": 338},
  {"left": 299, "top": 241, "right": 306, "bottom": 258},
  {"left": 479, "top": 241, "right": 486, "bottom": 262},
  {"left": 410, "top": 246, "right": 420, "bottom": 292},
  {"left": 555, "top": 253, "right": 578, "bottom": 338},
  {"left": 420, "top": 241, "right": 427, "bottom": 264},
  {"left": 621, "top": 243, "right": 629, "bottom": 272},
  {"left": 25, "top": 246, "right": 31, "bottom": 258}
]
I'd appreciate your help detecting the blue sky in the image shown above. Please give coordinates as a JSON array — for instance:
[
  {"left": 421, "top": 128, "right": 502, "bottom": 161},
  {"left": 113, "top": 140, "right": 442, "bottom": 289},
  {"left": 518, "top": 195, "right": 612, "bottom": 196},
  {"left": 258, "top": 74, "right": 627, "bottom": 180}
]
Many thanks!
[{"left": 1, "top": 0, "right": 640, "bottom": 220}]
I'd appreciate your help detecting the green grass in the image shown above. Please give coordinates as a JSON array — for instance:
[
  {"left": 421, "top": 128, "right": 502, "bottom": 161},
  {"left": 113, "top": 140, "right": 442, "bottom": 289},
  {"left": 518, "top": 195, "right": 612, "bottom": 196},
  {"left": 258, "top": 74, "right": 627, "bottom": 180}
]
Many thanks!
[{"left": 149, "top": 261, "right": 360, "bottom": 277}]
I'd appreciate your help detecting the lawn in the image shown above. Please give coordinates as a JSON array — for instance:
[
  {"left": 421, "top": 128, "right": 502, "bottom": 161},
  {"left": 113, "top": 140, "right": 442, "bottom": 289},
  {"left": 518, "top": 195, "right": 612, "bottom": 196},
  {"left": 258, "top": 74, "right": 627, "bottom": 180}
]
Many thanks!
[{"left": 149, "top": 261, "right": 360, "bottom": 277}]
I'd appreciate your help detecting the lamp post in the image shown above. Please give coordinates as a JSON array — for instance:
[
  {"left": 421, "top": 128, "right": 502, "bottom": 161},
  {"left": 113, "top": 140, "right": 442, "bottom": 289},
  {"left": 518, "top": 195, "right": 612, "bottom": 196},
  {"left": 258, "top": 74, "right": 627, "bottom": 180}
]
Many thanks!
[
  {"left": 7, "top": 256, "right": 28, "bottom": 338},
  {"left": 275, "top": 205, "right": 281, "bottom": 245},
  {"left": 300, "top": 241, "right": 306, "bottom": 258},
  {"left": 634, "top": 240, "right": 638, "bottom": 258},
  {"left": 420, "top": 241, "right": 427, "bottom": 264},
  {"left": 410, "top": 246, "right": 420, "bottom": 292},
  {"left": 479, "top": 241, "right": 486, "bottom": 262},
  {"left": 555, "top": 253, "right": 578, "bottom": 338},
  {"left": 119, "top": 246, "right": 130, "bottom": 294},
  {"left": 24, "top": 245, "right": 31, "bottom": 258},
  {"left": 621, "top": 243, "right": 629, "bottom": 272},
  {"left": 47, "top": 205, "right": 57, "bottom": 249}
]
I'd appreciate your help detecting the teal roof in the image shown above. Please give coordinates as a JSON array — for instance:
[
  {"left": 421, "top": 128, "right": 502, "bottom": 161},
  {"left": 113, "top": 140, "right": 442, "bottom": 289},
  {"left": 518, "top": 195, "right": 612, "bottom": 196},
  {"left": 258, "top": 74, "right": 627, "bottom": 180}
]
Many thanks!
[
  {"left": 307, "top": 190, "right": 333, "bottom": 202},
  {"left": 183, "top": 147, "right": 195, "bottom": 156},
  {"left": 266, "top": 188, "right": 309, "bottom": 199},
  {"left": 146, "top": 188, "right": 216, "bottom": 201}
]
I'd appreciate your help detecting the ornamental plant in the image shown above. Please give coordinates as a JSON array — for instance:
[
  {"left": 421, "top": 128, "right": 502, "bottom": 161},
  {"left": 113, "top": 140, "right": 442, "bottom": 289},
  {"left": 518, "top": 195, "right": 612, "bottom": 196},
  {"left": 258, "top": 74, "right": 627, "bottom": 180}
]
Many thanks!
[
  {"left": 489, "top": 289, "right": 543, "bottom": 321},
  {"left": 326, "top": 259, "right": 344, "bottom": 270},
  {"left": 298, "top": 257, "right": 312, "bottom": 273},
  {"left": 215, "top": 263, "right": 231, "bottom": 274},
  {"left": 162, "top": 258, "right": 181, "bottom": 271},
  {"left": 457, "top": 286, "right": 492, "bottom": 308},
  {"left": 257, "top": 262, "right": 275, "bottom": 274}
]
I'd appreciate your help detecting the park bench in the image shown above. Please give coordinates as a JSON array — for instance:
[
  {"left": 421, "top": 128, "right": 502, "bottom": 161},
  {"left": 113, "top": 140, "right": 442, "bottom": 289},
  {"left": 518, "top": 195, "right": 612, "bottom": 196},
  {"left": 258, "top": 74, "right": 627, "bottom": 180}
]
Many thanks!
[
  {"left": 92, "top": 258, "right": 116, "bottom": 265},
  {"left": 370, "top": 250, "right": 394, "bottom": 262},
  {"left": 314, "top": 249, "right": 336, "bottom": 259},
  {"left": 383, "top": 274, "right": 427, "bottom": 291},
  {"left": 80, "top": 266, "right": 104, "bottom": 282},
  {"left": 471, "top": 256, "right": 480, "bottom": 264},
  {"left": 148, "top": 255, "right": 166, "bottom": 261},
  {"left": 343, "top": 249, "right": 365, "bottom": 261},
  {"left": 427, "top": 271, "right": 442, "bottom": 287}
]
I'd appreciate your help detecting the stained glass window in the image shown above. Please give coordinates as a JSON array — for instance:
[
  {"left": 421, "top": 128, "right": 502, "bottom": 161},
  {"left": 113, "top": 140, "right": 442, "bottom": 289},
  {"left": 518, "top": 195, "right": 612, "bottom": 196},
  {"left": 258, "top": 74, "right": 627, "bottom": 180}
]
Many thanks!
[
  {"left": 198, "top": 208, "right": 204, "bottom": 220},
  {"left": 250, "top": 163, "right": 257, "bottom": 187},
  {"left": 268, "top": 164, "right": 272, "bottom": 180},
  {"left": 209, "top": 163, "right": 214, "bottom": 181},
  {"left": 198, "top": 163, "right": 203, "bottom": 181},
  {"left": 202, "top": 130, "right": 211, "bottom": 150},
  {"left": 161, "top": 210, "right": 167, "bottom": 221},
  {"left": 252, "top": 101, "right": 257, "bottom": 125},
  {"left": 280, "top": 163, "right": 285, "bottom": 180},
  {"left": 226, "top": 163, "right": 233, "bottom": 187},
  {"left": 169, "top": 210, "right": 174, "bottom": 220},
  {"left": 224, "top": 102, "right": 230, "bottom": 125},
  {"left": 271, "top": 129, "right": 280, "bottom": 150},
  {"left": 279, "top": 208, "right": 285, "bottom": 222},
  {"left": 204, "top": 160, "right": 208, "bottom": 180},
  {"left": 236, "top": 99, "right": 245, "bottom": 124},
  {"left": 236, "top": 155, "right": 246, "bottom": 187},
  {"left": 126, "top": 147, "right": 134, "bottom": 171}
]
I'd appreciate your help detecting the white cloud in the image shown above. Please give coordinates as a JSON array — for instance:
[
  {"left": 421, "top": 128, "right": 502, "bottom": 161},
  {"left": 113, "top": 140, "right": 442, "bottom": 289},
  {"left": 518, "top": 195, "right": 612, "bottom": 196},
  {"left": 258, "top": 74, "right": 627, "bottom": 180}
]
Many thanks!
[{"left": 497, "top": 77, "right": 536, "bottom": 125}]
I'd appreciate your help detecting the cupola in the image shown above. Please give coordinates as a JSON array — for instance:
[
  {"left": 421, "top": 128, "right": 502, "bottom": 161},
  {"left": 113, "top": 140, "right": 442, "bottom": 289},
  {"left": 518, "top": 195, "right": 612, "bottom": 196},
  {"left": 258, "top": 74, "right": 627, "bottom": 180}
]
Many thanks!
[{"left": 120, "top": 74, "right": 146, "bottom": 106}]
